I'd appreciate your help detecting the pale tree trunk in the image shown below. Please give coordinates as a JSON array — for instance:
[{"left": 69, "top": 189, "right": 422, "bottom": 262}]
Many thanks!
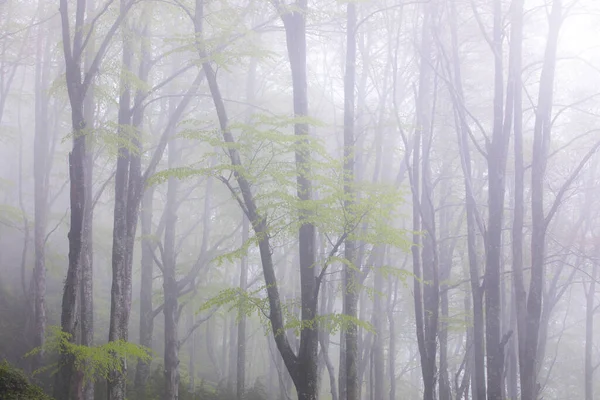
[
  {"left": 342, "top": 1, "right": 358, "bottom": 400},
  {"left": 163, "top": 138, "right": 180, "bottom": 400},
  {"left": 411, "top": 2, "right": 438, "bottom": 399},
  {"left": 446, "top": 1, "right": 485, "bottom": 397},
  {"left": 32, "top": 4, "right": 51, "bottom": 371},
  {"left": 237, "top": 56, "right": 256, "bottom": 400},
  {"left": 371, "top": 249, "right": 385, "bottom": 400},
  {"left": 134, "top": 187, "right": 154, "bottom": 397},
  {"left": 584, "top": 254, "right": 597, "bottom": 400},
  {"left": 236, "top": 215, "right": 249, "bottom": 399},
  {"left": 510, "top": 1, "right": 525, "bottom": 400},
  {"left": 522, "top": 3, "right": 562, "bottom": 399},
  {"left": 108, "top": 13, "right": 150, "bottom": 399},
  {"left": 387, "top": 277, "right": 398, "bottom": 400},
  {"left": 484, "top": 0, "right": 513, "bottom": 398},
  {"left": 189, "top": 310, "right": 196, "bottom": 392},
  {"left": 319, "top": 279, "right": 338, "bottom": 400}
]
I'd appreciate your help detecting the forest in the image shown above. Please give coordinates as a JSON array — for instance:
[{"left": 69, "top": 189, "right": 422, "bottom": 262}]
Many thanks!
[{"left": 1, "top": 0, "right": 600, "bottom": 399}]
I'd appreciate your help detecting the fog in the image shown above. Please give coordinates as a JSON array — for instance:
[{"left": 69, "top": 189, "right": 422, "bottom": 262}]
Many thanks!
[{"left": 1, "top": 0, "right": 600, "bottom": 399}]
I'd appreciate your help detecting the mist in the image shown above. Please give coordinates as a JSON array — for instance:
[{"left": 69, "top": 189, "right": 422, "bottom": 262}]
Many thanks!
[{"left": 1, "top": 0, "right": 600, "bottom": 399}]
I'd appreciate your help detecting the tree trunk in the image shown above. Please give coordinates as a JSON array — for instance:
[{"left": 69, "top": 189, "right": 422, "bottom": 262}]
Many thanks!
[
  {"left": 412, "top": 2, "right": 438, "bottom": 399},
  {"left": 447, "top": 1, "right": 485, "bottom": 397},
  {"left": 107, "top": 10, "right": 133, "bottom": 396},
  {"left": 237, "top": 215, "right": 249, "bottom": 399},
  {"left": 32, "top": 12, "right": 51, "bottom": 371},
  {"left": 372, "top": 249, "right": 385, "bottom": 400},
  {"left": 585, "top": 259, "right": 597, "bottom": 400},
  {"left": 134, "top": 188, "right": 154, "bottom": 397},
  {"left": 342, "top": 2, "right": 359, "bottom": 400},
  {"left": 484, "top": 0, "right": 511, "bottom": 398},
  {"left": 80, "top": 6, "right": 96, "bottom": 396},
  {"left": 522, "top": 3, "right": 562, "bottom": 399},
  {"left": 163, "top": 138, "right": 180, "bottom": 400}
]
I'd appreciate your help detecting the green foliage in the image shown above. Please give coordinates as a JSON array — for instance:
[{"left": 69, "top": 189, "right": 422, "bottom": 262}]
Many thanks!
[
  {"left": 199, "top": 286, "right": 270, "bottom": 326},
  {"left": 0, "top": 361, "right": 53, "bottom": 400},
  {"left": 27, "top": 326, "right": 152, "bottom": 384}
]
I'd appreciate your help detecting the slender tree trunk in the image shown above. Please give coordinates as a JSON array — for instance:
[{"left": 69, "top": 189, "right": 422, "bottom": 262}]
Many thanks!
[
  {"left": 342, "top": 2, "right": 359, "bottom": 400},
  {"left": 387, "top": 277, "right": 398, "bottom": 400},
  {"left": 80, "top": 5, "right": 96, "bottom": 396},
  {"left": 484, "top": 1, "right": 511, "bottom": 399},
  {"left": 585, "top": 259, "right": 597, "bottom": 400},
  {"left": 134, "top": 187, "right": 154, "bottom": 397},
  {"left": 522, "top": 3, "right": 562, "bottom": 399},
  {"left": 447, "top": 1, "right": 485, "bottom": 397},
  {"left": 237, "top": 215, "right": 249, "bottom": 399},
  {"left": 163, "top": 138, "right": 180, "bottom": 400},
  {"left": 372, "top": 249, "right": 385, "bottom": 400},
  {"left": 412, "top": 2, "right": 438, "bottom": 399},
  {"left": 281, "top": 3, "right": 318, "bottom": 398},
  {"left": 32, "top": 10, "right": 51, "bottom": 370}
]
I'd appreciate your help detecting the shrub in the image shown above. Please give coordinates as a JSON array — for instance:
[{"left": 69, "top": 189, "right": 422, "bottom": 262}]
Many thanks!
[{"left": 0, "top": 361, "right": 53, "bottom": 400}]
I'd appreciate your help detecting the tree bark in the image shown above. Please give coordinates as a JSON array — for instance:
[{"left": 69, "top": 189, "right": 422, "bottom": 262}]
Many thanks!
[{"left": 342, "top": 2, "right": 359, "bottom": 400}]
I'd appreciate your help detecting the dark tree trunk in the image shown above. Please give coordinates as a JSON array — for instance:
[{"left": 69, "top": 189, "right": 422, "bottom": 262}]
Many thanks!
[
  {"left": 56, "top": 1, "right": 88, "bottom": 396},
  {"left": 80, "top": 7, "right": 96, "bottom": 396},
  {"left": 108, "top": 11, "right": 134, "bottom": 397}
]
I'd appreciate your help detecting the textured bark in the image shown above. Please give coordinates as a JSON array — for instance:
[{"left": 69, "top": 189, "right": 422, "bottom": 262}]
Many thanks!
[
  {"left": 107, "top": 10, "right": 134, "bottom": 397},
  {"left": 55, "top": 0, "right": 91, "bottom": 396},
  {"left": 108, "top": 14, "right": 151, "bottom": 399}
]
